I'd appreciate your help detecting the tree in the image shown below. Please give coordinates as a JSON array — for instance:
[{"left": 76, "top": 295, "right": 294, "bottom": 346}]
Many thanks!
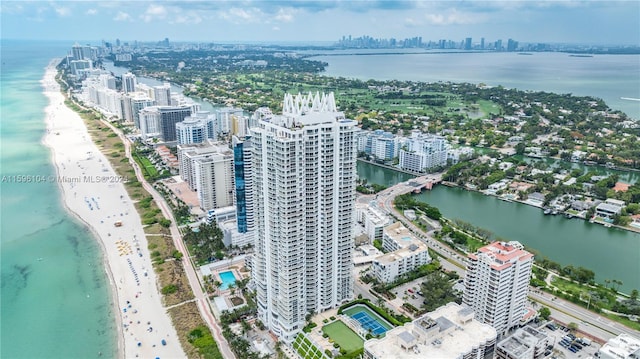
[
  {"left": 630, "top": 289, "right": 639, "bottom": 302},
  {"left": 539, "top": 307, "right": 551, "bottom": 320},
  {"left": 420, "top": 272, "right": 461, "bottom": 312},
  {"left": 567, "top": 322, "right": 579, "bottom": 332},
  {"left": 213, "top": 280, "right": 222, "bottom": 296}
]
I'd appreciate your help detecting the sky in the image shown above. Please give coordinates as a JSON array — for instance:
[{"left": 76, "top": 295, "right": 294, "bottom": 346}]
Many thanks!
[{"left": 1, "top": 1, "right": 639, "bottom": 45}]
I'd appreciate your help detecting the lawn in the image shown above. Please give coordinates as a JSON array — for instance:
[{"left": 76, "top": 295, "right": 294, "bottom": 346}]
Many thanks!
[{"left": 322, "top": 321, "right": 364, "bottom": 354}]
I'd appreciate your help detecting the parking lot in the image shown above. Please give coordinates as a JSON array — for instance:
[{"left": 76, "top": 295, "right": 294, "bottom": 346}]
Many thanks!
[{"left": 538, "top": 321, "right": 601, "bottom": 358}]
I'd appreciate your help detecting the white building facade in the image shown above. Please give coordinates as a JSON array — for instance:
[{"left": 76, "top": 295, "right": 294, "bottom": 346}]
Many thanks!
[
  {"left": 399, "top": 132, "right": 450, "bottom": 172},
  {"left": 599, "top": 333, "right": 640, "bottom": 359},
  {"left": 463, "top": 241, "right": 533, "bottom": 336},
  {"left": 251, "top": 92, "right": 356, "bottom": 342},
  {"left": 372, "top": 222, "right": 430, "bottom": 283},
  {"left": 194, "top": 153, "right": 234, "bottom": 211},
  {"left": 355, "top": 205, "right": 391, "bottom": 243}
]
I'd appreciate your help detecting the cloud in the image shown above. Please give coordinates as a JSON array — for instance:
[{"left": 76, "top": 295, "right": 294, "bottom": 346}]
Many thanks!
[
  {"left": 424, "top": 9, "right": 486, "bottom": 26},
  {"left": 86, "top": 8, "right": 97, "bottom": 15},
  {"left": 53, "top": 5, "right": 71, "bottom": 17},
  {"left": 114, "top": 11, "right": 132, "bottom": 22},
  {"left": 275, "top": 8, "right": 296, "bottom": 23},
  {"left": 141, "top": 4, "right": 168, "bottom": 22},
  {"left": 0, "top": 2, "right": 24, "bottom": 14},
  {"left": 218, "top": 7, "right": 266, "bottom": 24},
  {"left": 171, "top": 12, "right": 203, "bottom": 25}
]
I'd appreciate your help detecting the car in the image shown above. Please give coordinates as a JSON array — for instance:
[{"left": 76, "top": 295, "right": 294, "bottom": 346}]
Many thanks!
[
  {"left": 407, "top": 288, "right": 414, "bottom": 294},
  {"left": 417, "top": 291, "right": 423, "bottom": 296},
  {"left": 546, "top": 324, "right": 557, "bottom": 330},
  {"left": 569, "top": 347, "right": 578, "bottom": 353},
  {"left": 568, "top": 334, "right": 576, "bottom": 340}
]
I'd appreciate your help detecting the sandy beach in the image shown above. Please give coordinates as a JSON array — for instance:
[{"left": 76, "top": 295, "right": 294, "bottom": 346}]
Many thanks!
[{"left": 41, "top": 61, "right": 186, "bottom": 358}]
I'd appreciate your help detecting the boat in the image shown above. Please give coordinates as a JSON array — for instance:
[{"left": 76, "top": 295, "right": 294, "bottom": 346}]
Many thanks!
[
  {"left": 569, "top": 54, "right": 594, "bottom": 58},
  {"left": 604, "top": 223, "right": 612, "bottom": 228},
  {"left": 565, "top": 213, "right": 573, "bottom": 219},
  {"left": 552, "top": 210, "right": 558, "bottom": 215},
  {"left": 543, "top": 208, "right": 552, "bottom": 215}
]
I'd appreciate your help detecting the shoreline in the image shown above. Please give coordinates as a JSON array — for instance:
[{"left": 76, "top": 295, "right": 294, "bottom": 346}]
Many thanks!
[{"left": 41, "top": 60, "right": 185, "bottom": 358}]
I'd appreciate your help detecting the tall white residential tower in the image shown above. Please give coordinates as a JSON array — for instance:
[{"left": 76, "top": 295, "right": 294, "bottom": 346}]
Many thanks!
[
  {"left": 251, "top": 92, "right": 356, "bottom": 342},
  {"left": 463, "top": 241, "right": 533, "bottom": 336}
]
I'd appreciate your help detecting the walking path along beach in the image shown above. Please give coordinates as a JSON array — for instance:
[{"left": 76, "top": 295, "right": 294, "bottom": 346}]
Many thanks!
[{"left": 41, "top": 60, "right": 186, "bottom": 359}]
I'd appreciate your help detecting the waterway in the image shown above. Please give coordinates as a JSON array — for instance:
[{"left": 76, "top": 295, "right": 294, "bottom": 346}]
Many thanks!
[
  {"left": 312, "top": 51, "right": 640, "bottom": 121},
  {"left": 356, "top": 161, "right": 640, "bottom": 293}
]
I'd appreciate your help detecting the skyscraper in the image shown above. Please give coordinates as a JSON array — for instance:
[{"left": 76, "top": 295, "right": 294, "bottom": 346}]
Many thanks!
[
  {"left": 176, "top": 117, "right": 207, "bottom": 145},
  {"left": 153, "top": 83, "right": 172, "bottom": 106},
  {"left": 251, "top": 92, "right": 356, "bottom": 342},
  {"left": 122, "top": 72, "right": 137, "bottom": 94},
  {"left": 463, "top": 241, "right": 533, "bottom": 336},
  {"left": 72, "top": 42, "right": 83, "bottom": 60},
  {"left": 157, "top": 105, "right": 194, "bottom": 142},
  {"left": 232, "top": 135, "right": 254, "bottom": 234}
]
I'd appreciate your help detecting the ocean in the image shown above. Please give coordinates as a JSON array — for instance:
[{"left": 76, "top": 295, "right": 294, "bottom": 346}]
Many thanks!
[
  {"left": 1, "top": 41, "right": 638, "bottom": 358},
  {"left": 311, "top": 51, "right": 640, "bottom": 121},
  {"left": 0, "top": 40, "right": 116, "bottom": 358}
]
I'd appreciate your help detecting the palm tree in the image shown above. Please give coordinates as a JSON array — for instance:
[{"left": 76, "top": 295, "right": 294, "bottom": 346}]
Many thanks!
[{"left": 213, "top": 280, "right": 222, "bottom": 296}]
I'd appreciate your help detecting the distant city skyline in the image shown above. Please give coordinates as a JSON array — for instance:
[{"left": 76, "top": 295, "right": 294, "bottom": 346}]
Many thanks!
[{"left": 1, "top": 1, "right": 639, "bottom": 45}]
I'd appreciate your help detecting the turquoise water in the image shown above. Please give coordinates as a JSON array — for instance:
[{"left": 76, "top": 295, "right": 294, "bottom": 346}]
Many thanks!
[
  {"left": 1, "top": 40, "right": 117, "bottom": 358},
  {"left": 219, "top": 270, "right": 237, "bottom": 290}
]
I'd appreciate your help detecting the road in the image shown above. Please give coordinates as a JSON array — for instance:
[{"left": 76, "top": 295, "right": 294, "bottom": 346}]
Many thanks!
[
  {"left": 364, "top": 176, "right": 640, "bottom": 343},
  {"left": 104, "top": 122, "right": 236, "bottom": 359}
]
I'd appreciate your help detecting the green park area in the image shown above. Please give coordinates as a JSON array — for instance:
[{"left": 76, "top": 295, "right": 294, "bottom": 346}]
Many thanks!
[
  {"left": 292, "top": 334, "right": 326, "bottom": 359},
  {"left": 322, "top": 321, "right": 364, "bottom": 355}
]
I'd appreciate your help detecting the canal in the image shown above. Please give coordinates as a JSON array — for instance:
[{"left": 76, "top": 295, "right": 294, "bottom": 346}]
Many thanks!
[{"left": 357, "top": 161, "right": 640, "bottom": 293}]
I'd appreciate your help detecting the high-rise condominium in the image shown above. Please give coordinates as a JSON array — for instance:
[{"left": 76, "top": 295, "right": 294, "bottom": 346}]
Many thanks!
[
  {"left": 463, "top": 241, "right": 533, "bottom": 336},
  {"left": 251, "top": 92, "right": 356, "bottom": 342}
]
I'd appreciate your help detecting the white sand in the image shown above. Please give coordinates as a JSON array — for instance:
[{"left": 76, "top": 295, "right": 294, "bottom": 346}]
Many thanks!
[{"left": 42, "top": 61, "right": 186, "bottom": 359}]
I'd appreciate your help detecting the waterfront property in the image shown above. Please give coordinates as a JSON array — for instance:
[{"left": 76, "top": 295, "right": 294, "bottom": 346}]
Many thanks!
[
  {"left": 371, "top": 222, "right": 431, "bottom": 284},
  {"left": 252, "top": 93, "right": 357, "bottom": 342},
  {"left": 464, "top": 241, "right": 533, "bottom": 336},
  {"left": 343, "top": 304, "right": 394, "bottom": 336}
]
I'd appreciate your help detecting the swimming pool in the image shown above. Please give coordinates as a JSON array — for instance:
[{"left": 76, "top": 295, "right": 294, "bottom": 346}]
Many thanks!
[
  {"left": 218, "top": 270, "right": 237, "bottom": 290},
  {"left": 343, "top": 304, "right": 393, "bottom": 336}
]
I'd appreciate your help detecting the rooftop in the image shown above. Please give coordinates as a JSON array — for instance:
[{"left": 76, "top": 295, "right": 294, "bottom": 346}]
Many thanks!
[
  {"left": 383, "top": 222, "right": 420, "bottom": 248},
  {"left": 374, "top": 240, "right": 428, "bottom": 264},
  {"left": 599, "top": 333, "right": 640, "bottom": 359},
  {"left": 364, "top": 302, "right": 497, "bottom": 359},
  {"left": 471, "top": 241, "right": 534, "bottom": 269}
]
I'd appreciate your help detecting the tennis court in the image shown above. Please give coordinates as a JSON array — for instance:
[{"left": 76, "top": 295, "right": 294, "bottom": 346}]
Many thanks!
[{"left": 344, "top": 305, "right": 393, "bottom": 336}]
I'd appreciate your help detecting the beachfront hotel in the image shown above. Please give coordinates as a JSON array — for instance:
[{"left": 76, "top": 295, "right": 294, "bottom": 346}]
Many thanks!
[
  {"left": 363, "top": 302, "right": 497, "bottom": 359},
  {"left": 463, "top": 241, "right": 534, "bottom": 336},
  {"left": 251, "top": 92, "right": 357, "bottom": 342}
]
